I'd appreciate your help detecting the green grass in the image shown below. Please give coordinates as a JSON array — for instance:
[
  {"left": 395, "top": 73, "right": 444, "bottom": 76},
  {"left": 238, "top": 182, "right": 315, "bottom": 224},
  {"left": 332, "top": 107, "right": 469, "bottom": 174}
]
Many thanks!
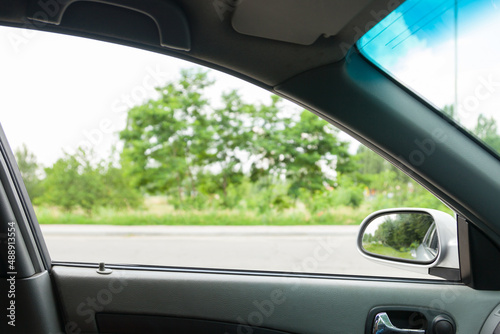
[
  {"left": 363, "top": 243, "right": 414, "bottom": 259},
  {"left": 35, "top": 203, "right": 372, "bottom": 226}
]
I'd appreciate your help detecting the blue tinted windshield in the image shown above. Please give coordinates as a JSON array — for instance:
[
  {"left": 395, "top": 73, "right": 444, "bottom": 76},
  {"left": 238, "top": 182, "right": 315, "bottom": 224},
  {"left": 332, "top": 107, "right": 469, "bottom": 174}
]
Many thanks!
[{"left": 358, "top": 0, "right": 500, "bottom": 155}]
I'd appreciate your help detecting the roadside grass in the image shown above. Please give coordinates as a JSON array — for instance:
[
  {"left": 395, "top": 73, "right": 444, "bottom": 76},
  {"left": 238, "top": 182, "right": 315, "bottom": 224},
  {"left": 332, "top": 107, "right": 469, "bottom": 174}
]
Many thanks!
[
  {"left": 34, "top": 198, "right": 372, "bottom": 226},
  {"left": 363, "top": 243, "right": 414, "bottom": 259}
]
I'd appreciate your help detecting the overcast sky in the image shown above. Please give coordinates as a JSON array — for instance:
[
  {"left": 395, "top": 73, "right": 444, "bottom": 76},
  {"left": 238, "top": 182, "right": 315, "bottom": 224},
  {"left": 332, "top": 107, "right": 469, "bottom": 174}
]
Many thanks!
[{"left": 0, "top": 26, "right": 306, "bottom": 166}]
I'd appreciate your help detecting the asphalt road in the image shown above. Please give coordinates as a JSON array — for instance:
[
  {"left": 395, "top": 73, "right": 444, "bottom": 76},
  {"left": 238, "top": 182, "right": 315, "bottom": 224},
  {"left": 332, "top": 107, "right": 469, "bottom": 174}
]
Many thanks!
[{"left": 41, "top": 225, "right": 432, "bottom": 279}]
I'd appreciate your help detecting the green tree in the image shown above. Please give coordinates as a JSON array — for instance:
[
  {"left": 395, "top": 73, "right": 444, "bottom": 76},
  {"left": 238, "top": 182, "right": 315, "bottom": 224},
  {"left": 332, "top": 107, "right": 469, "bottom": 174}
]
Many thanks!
[
  {"left": 14, "top": 144, "right": 42, "bottom": 201},
  {"left": 40, "top": 149, "right": 98, "bottom": 213},
  {"left": 247, "top": 101, "right": 354, "bottom": 199},
  {"left": 119, "top": 69, "right": 356, "bottom": 211},
  {"left": 207, "top": 90, "right": 252, "bottom": 206},
  {"left": 247, "top": 95, "right": 291, "bottom": 183},
  {"left": 474, "top": 114, "right": 500, "bottom": 152},
  {"left": 282, "top": 110, "right": 354, "bottom": 197},
  {"left": 120, "top": 69, "right": 214, "bottom": 206},
  {"left": 101, "top": 160, "right": 143, "bottom": 210},
  {"left": 40, "top": 148, "right": 141, "bottom": 215},
  {"left": 349, "top": 145, "right": 412, "bottom": 205},
  {"left": 355, "top": 145, "right": 387, "bottom": 175},
  {"left": 374, "top": 214, "right": 433, "bottom": 250}
]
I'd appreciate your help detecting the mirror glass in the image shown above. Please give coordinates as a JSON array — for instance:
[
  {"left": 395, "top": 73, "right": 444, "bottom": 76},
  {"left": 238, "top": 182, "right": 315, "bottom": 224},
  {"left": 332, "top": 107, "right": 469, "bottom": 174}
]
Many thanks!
[{"left": 361, "top": 212, "right": 438, "bottom": 263}]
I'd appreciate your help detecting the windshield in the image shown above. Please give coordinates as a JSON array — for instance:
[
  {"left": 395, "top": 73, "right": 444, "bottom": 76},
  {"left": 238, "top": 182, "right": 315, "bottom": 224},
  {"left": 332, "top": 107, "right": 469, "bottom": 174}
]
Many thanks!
[{"left": 357, "top": 0, "right": 500, "bottom": 156}]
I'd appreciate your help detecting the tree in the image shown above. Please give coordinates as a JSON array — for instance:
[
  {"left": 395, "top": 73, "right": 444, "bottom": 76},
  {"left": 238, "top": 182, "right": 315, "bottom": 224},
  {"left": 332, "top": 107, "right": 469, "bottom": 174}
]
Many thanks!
[
  {"left": 40, "top": 149, "right": 96, "bottom": 213},
  {"left": 101, "top": 159, "right": 143, "bottom": 210},
  {"left": 40, "top": 148, "right": 141, "bottom": 215},
  {"left": 355, "top": 145, "right": 387, "bottom": 175},
  {"left": 206, "top": 90, "right": 252, "bottom": 206},
  {"left": 247, "top": 95, "right": 292, "bottom": 183},
  {"left": 120, "top": 69, "right": 214, "bottom": 206},
  {"left": 280, "top": 110, "right": 355, "bottom": 197},
  {"left": 246, "top": 98, "right": 354, "bottom": 198},
  {"left": 119, "top": 68, "right": 356, "bottom": 210},
  {"left": 441, "top": 107, "right": 500, "bottom": 152},
  {"left": 14, "top": 144, "right": 42, "bottom": 201},
  {"left": 474, "top": 114, "right": 500, "bottom": 152},
  {"left": 348, "top": 145, "right": 412, "bottom": 204},
  {"left": 373, "top": 214, "right": 433, "bottom": 250}
]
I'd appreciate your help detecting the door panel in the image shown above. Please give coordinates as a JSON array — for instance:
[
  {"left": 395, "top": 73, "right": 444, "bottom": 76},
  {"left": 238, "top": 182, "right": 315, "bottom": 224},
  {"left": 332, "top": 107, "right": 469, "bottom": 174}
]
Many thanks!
[
  {"left": 95, "top": 314, "right": 292, "bottom": 334},
  {"left": 52, "top": 265, "right": 499, "bottom": 334}
]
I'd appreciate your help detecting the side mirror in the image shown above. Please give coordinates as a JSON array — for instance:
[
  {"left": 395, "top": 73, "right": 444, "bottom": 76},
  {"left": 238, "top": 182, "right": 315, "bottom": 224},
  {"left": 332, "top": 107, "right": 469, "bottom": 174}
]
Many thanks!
[{"left": 357, "top": 208, "right": 459, "bottom": 280}]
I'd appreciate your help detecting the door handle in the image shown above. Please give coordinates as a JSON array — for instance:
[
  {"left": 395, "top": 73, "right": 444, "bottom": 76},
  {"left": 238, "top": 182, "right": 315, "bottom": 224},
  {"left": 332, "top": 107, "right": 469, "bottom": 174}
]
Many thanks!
[{"left": 373, "top": 312, "right": 425, "bottom": 334}]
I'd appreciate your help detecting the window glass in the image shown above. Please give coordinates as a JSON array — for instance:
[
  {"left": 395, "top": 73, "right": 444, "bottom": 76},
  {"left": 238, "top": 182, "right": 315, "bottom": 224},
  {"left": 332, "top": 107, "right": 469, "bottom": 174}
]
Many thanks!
[
  {"left": 358, "top": 0, "right": 500, "bottom": 156},
  {"left": 1, "top": 26, "right": 451, "bottom": 279}
]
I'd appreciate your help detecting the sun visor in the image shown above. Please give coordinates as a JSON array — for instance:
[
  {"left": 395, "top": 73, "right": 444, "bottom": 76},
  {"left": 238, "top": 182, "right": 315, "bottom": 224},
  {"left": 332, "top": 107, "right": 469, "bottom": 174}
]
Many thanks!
[{"left": 232, "top": 0, "right": 372, "bottom": 45}]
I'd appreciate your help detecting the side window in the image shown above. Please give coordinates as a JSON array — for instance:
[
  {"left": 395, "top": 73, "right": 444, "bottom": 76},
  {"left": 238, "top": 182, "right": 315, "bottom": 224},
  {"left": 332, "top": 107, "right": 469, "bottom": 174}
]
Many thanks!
[{"left": 1, "top": 27, "right": 452, "bottom": 279}]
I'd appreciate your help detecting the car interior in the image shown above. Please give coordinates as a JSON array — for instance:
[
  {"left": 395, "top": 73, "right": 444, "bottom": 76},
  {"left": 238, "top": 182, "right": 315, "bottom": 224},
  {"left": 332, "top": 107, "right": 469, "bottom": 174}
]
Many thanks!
[{"left": 2, "top": 0, "right": 500, "bottom": 333}]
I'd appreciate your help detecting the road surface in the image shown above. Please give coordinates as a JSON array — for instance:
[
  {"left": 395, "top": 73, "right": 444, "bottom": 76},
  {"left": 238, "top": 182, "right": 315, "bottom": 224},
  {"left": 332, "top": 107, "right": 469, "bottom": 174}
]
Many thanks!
[{"left": 41, "top": 225, "right": 432, "bottom": 279}]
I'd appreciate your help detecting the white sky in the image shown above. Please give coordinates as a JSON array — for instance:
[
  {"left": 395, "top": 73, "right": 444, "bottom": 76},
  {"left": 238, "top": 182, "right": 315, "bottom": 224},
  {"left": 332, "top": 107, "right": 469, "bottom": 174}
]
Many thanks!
[
  {"left": 388, "top": 12, "right": 500, "bottom": 130},
  {"left": 0, "top": 26, "right": 316, "bottom": 166}
]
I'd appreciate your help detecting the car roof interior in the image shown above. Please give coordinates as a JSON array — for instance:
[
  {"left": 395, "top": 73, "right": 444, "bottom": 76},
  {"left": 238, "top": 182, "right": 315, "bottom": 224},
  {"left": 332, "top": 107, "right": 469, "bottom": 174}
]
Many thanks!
[{"left": 2, "top": 0, "right": 500, "bottom": 290}]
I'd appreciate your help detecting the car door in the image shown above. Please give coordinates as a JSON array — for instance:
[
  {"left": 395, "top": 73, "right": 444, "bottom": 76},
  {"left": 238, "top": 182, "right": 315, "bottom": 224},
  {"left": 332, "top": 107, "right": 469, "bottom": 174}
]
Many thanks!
[{"left": 2, "top": 0, "right": 500, "bottom": 334}]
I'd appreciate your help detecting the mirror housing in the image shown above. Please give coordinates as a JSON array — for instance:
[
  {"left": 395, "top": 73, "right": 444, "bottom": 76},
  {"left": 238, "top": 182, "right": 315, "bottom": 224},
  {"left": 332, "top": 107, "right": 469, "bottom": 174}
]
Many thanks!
[{"left": 357, "top": 208, "right": 459, "bottom": 280}]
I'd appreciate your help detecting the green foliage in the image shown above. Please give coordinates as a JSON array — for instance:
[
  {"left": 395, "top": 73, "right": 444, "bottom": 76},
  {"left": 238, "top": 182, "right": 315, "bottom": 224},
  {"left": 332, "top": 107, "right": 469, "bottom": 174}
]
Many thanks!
[
  {"left": 39, "top": 148, "right": 141, "bottom": 215},
  {"left": 34, "top": 201, "right": 371, "bottom": 226},
  {"left": 206, "top": 90, "right": 252, "bottom": 206},
  {"left": 441, "top": 104, "right": 456, "bottom": 119},
  {"left": 101, "top": 161, "right": 143, "bottom": 210},
  {"left": 119, "top": 69, "right": 355, "bottom": 211},
  {"left": 298, "top": 180, "right": 364, "bottom": 214},
  {"left": 14, "top": 144, "right": 43, "bottom": 202},
  {"left": 363, "top": 243, "right": 413, "bottom": 259},
  {"left": 120, "top": 69, "right": 214, "bottom": 203},
  {"left": 474, "top": 114, "right": 500, "bottom": 152},
  {"left": 25, "top": 68, "right": 455, "bottom": 222},
  {"left": 40, "top": 149, "right": 89, "bottom": 213},
  {"left": 279, "top": 110, "right": 355, "bottom": 197},
  {"left": 371, "top": 214, "right": 433, "bottom": 250},
  {"left": 442, "top": 105, "right": 500, "bottom": 154}
]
